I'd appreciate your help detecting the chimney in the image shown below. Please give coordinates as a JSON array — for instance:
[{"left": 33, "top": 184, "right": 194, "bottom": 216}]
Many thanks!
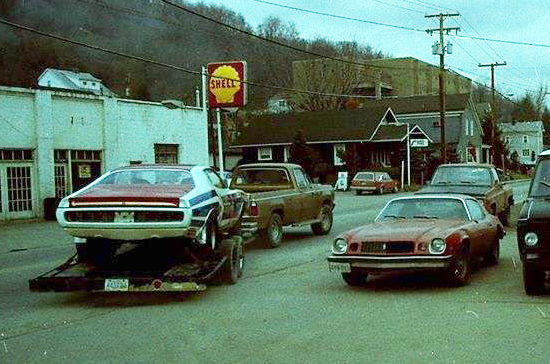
[{"left": 375, "top": 72, "right": 382, "bottom": 100}]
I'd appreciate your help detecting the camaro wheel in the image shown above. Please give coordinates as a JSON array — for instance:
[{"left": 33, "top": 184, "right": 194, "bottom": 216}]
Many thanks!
[
  {"left": 448, "top": 246, "right": 471, "bottom": 286},
  {"left": 342, "top": 272, "right": 366, "bottom": 287},
  {"left": 264, "top": 213, "right": 283, "bottom": 248},
  {"left": 311, "top": 204, "right": 333, "bottom": 235},
  {"left": 523, "top": 265, "right": 544, "bottom": 296},
  {"left": 219, "top": 238, "right": 243, "bottom": 284}
]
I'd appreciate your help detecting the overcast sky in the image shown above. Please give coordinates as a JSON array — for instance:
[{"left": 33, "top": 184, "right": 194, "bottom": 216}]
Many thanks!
[{"left": 188, "top": 0, "right": 549, "bottom": 104}]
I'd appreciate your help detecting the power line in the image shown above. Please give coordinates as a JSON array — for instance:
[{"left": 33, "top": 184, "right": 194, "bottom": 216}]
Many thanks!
[
  {"left": 237, "top": 0, "right": 425, "bottom": 32},
  {"left": 0, "top": 18, "right": 383, "bottom": 100},
  {"left": 368, "top": 0, "right": 426, "bottom": 14}
]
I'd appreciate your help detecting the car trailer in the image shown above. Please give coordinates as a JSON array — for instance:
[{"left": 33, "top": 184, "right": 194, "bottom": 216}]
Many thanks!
[{"left": 29, "top": 236, "right": 247, "bottom": 293}]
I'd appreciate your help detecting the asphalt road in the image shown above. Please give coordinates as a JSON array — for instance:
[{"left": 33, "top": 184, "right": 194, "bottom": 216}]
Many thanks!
[{"left": 2, "top": 183, "right": 546, "bottom": 364}]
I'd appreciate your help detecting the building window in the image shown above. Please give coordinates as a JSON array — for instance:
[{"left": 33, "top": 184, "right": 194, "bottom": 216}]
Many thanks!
[
  {"left": 7, "top": 166, "right": 32, "bottom": 212},
  {"left": 71, "top": 150, "right": 101, "bottom": 161},
  {"left": 83, "top": 81, "right": 87, "bottom": 86},
  {"left": 155, "top": 144, "right": 179, "bottom": 164},
  {"left": 54, "top": 165, "right": 68, "bottom": 198},
  {"left": 523, "top": 149, "right": 530, "bottom": 157},
  {"left": 0, "top": 149, "right": 33, "bottom": 161},
  {"left": 523, "top": 135, "right": 528, "bottom": 143},
  {"left": 334, "top": 144, "right": 345, "bottom": 166},
  {"left": 278, "top": 100, "right": 287, "bottom": 108},
  {"left": 258, "top": 147, "right": 272, "bottom": 161},
  {"left": 433, "top": 120, "right": 441, "bottom": 127}
]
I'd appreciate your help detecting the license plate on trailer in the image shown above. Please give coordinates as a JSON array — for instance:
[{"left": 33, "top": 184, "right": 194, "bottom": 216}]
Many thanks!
[
  {"left": 104, "top": 279, "right": 129, "bottom": 291},
  {"left": 114, "top": 211, "right": 134, "bottom": 223},
  {"left": 328, "top": 262, "right": 351, "bottom": 273}
]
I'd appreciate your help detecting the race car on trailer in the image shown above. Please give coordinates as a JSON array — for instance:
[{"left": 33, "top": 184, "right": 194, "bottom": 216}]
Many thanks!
[{"left": 29, "top": 164, "right": 251, "bottom": 292}]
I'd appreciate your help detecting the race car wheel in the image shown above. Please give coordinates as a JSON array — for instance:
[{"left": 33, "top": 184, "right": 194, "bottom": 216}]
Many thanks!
[
  {"left": 220, "top": 238, "right": 243, "bottom": 284},
  {"left": 342, "top": 272, "right": 367, "bottom": 287},
  {"left": 448, "top": 246, "right": 471, "bottom": 286},
  {"left": 263, "top": 213, "right": 283, "bottom": 248},
  {"left": 200, "top": 219, "right": 218, "bottom": 251},
  {"left": 311, "top": 204, "right": 333, "bottom": 235},
  {"left": 523, "top": 265, "right": 544, "bottom": 296}
]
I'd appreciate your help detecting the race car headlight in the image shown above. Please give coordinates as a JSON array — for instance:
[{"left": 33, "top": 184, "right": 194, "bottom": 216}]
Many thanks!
[
  {"left": 524, "top": 232, "right": 539, "bottom": 247},
  {"left": 58, "top": 198, "right": 70, "bottom": 208},
  {"left": 332, "top": 238, "right": 348, "bottom": 254},
  {"left": 429, "top": 238, "right": 446, "bottom": 254},
  {"left": 179, "top": 198, "right": 190, "bottom": 208}
]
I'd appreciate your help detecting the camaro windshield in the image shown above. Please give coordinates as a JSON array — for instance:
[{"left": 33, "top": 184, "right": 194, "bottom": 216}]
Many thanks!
[
  {"left": 98, "top": 169, "right": 194, "bottom": 187},
  {"left": 529, "top": 158, "right": 550, "bottom": 197},
  {"left": 431, "top": 167, "right": 492, "bottom": 185},
  {"left": 377, "top": 198, "right": 468, "bottom": 220}
]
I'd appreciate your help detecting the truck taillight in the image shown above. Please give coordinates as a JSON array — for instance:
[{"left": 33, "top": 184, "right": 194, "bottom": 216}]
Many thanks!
[{"left": 250, "top": 201, "right": 259, "bottom": 216}]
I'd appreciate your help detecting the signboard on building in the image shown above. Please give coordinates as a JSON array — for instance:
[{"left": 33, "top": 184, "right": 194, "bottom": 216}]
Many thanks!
[
  {"left": 410, "top": 138, "right": 429, "bottom": 148},
  {"left": 207, "top": 61, "right": 247, "bottom": 109}
]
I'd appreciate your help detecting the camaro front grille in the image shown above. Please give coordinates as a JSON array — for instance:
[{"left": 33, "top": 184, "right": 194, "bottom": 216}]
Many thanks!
[
  {"left": 65, "top": 211, "right": 184, "bottom": 223},
  {"left": 361, "top": 241, "right": 415, "bottom": 254}
]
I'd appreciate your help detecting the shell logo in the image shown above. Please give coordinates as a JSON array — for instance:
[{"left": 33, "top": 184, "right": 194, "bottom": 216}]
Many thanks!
[
  {"left": 209, "top": 65, "right": 241, "bottom": 104},
  {"left": 207, "top": 61, "right": 247, "bottom": 108}
]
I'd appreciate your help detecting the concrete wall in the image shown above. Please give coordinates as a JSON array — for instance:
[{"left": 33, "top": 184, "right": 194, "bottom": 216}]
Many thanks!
[{"left": 0, "top": 86, "right": 207, "bottom": 220}]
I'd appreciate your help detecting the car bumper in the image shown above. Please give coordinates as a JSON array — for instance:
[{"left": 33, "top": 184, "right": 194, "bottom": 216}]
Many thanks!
[
  {"left": 350, "top": 186, "right": 376, "bottom": 191},
  {"left": 327, "top": 254, "right": 454, "bottom": 272},
  {"left": 521, "top": 252, "right": 550, "bottom": 270},
  {"left": 57, "top": 207, "right": 197, "bottom": 241}
]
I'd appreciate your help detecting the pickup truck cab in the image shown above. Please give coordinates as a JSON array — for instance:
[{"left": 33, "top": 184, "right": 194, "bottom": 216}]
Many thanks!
[
  {"left": 417, "top": 163, "right": 514, "bottom": 226},
  {"left": 230, "top": 163, "right": 335, "bottom": 247},
  {"left": 517, "top": 150, "right": 550, "bottom": 295}
]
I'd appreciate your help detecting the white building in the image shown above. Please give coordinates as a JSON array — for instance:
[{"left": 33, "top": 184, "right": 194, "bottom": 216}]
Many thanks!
[
  {"left": 499, "top": 121, "right": 545, "bottom": 166},
  {"left": 38, "top": 68, "right": 117, "bottom": 97},
  {"left": 0, "top": 85, "right": 208, "bottom": 221}
]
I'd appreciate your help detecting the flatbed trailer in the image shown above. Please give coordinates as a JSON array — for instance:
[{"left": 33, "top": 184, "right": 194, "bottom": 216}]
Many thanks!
[{"left": 29, "top": 236, "right": 247, "bottom": 293}]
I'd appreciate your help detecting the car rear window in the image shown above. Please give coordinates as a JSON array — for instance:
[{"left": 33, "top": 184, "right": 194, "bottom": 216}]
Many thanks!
[
  {"left": 354, "top": 172, "right": 374, "bottom": 181},
  {"left": 231, "top": 168, "right": 291, "bottom": 188},
  {"left": 98, "top": 169, "right": 194, "bottom": 188}
]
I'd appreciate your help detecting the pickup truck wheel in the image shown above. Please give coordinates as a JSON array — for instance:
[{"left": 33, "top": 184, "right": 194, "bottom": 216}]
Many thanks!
[
  {"left": 485, "top": 236, "right": 500, "bottom": 266},
  {"left": 311, "top": 205, "right": 333, "bottom": 235},
  {"left": 342, "top": 272, "right": 367, "bottom": 287},
  {"left": 264, "top": 213, "right": 283, "bottom": 248},
  {"left": 523, "top": 265, "right": 544, "bottom": 295},
  {"left": 219, "top": 238, "right": 243, "bottom": 284},
  {"left": 447, "top": 246, "right": 471, "bottom": 286}
]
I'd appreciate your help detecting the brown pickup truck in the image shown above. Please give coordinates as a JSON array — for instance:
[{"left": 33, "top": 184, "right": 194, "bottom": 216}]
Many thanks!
[
  {"left": 417, "top": 163, "right": 514, "bottom": 225},
  {"left": 230, "top": 163, "right": 335, "bottom": 247}
]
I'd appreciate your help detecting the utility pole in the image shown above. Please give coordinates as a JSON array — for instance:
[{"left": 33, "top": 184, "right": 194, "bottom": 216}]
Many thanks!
[
  {"left": 425, "top": 13, "right": 460, "bottom": 163},
  {"left": 478, "top": 62, "right": 507, "bottom": 163}
]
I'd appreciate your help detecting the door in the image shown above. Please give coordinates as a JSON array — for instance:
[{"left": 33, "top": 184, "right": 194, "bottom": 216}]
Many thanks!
[
  {"left": 465, "top": 199, "right": 495, "bottom": 255},
  {"left": 293, "top": 167, "right": 322, "bottom": 221},
  {"left": 0, "top": 164, "right": 35, "bottom": 220}
]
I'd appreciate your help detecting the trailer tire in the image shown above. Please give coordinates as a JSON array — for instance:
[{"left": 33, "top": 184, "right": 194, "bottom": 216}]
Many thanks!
[{"left": 220, "top": 238, "right": 243, "bottom": 284}]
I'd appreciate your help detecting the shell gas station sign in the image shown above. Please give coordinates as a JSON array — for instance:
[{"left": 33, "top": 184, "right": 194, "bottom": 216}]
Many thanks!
[{"left": 207, "top": 61, "right": 247, "bottom": 109}]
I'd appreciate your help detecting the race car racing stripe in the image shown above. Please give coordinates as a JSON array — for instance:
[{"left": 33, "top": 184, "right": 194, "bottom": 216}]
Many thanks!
[
  {"left": 192, "top": 202, "right": 219, "bottom": 217},
  {"left": 189, "top": 190, "right": 217, "bottom": 206}
]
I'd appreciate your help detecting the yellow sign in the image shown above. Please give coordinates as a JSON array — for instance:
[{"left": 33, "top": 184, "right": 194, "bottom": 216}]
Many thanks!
[
  {"left": 209, "top": 65, "right": 241, "bottom": 103},
  {"left": 78, "top": 164, "right": 91, "bottom": 178}
]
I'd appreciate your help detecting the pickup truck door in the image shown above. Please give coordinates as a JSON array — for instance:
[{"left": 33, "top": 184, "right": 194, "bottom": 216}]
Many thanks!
[
  {"left": 292, "top": 167, "right": 323, "bottom": 221},
  {"left": 465, "top": 199, "right": 495, "bottom": 255}
]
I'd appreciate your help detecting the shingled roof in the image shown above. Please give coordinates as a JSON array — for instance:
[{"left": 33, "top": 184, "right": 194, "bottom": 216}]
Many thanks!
[
  {"left": 232, "top": 107, "right": 395, "bottom": 147},
  {"left": 360, "top": 94, "right": 470, "bottom": 114}
]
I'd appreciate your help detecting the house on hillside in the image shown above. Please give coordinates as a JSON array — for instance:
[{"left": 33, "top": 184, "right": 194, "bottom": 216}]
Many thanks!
[
  {"left": 230, "top": 94, "right": 486, "bottom": 184},
  {"left": 38, "top": 68, "right": 118, "bottom": 97},
  {"left": 500, "top": 121, "right": 545, "bottom": 166}
]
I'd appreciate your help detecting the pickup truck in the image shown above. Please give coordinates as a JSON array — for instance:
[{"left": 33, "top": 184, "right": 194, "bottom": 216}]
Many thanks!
[
  {"left": 417, "top": 163, "right": 514, "bottom": 225},
  {"left": 230, "top": 163, "right": 335, "bottom": 247}
]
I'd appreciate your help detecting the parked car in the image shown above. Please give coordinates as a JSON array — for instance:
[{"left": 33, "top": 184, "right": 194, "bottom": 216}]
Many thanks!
[
  {"left": 327, "top": 194, "right": 504, "bottom": 287},
  {"left": 350, "top": 171, "right": 399, "bottom": 195},
  {"left": 517, "top": 149, "right": 550, "bottom": 295},
  {"left": 230, "top": 163, "right": 334, "bottom": 248},
  {"left": 417, "top": 163, "right": 514, "bottom": 225},
  {"left": 56, "top": 164, "right": 245, "bottom": 262}
]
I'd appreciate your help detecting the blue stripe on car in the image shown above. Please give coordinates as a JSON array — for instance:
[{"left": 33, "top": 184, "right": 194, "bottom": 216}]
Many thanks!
[
  {"left": 189, "top": 190, "right": 217, "bottom": 206},
  {"left": 192, "top": 202, "right": 219, "bottom": 217}
]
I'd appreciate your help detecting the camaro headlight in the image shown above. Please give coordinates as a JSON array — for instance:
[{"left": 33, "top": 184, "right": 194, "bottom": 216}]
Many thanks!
[
  {"left": 332, "top": 238, "right": 348, "bottom": 254},
  {"left": 524, "top": 232, "right": 539, "bottom": 247},
  {"left": 429, "top": 238, "right": 446, "bottom": 254}
]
